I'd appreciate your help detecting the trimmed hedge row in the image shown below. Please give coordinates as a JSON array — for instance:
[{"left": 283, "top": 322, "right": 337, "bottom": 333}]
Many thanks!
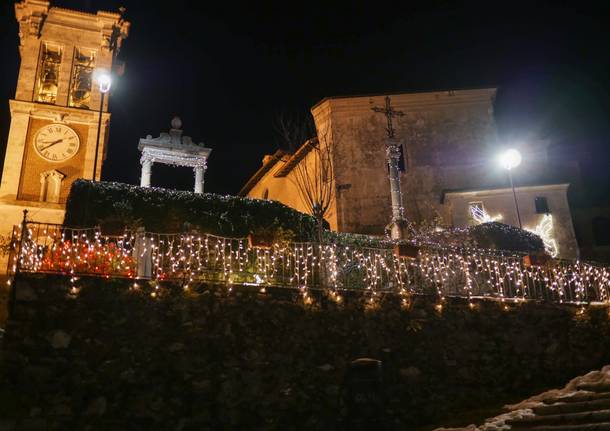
[
  {"left": 468, "top": 221, "right": 544, "bottom": 253},
  {"left": 63, "top": 180, "right": 318, "bottom": 240},
  {"left": 63, "top": 181, "right": 544, "bottom": 254}
]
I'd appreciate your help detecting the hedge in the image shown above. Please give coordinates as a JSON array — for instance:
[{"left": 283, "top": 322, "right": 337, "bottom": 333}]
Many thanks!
[
  {"left": 467, "top": 221, "right": 544, "bottom": 253},
  {"left": 63, "top": 180, "right": 318, "bottom": 240}
]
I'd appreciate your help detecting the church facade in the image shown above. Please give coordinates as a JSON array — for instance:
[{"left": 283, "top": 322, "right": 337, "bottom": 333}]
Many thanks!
[
  {"left": 241, "top": 88, "right": 581, "bottom": 259},
  {"left": 0, "top": 1, "right": 129, "bottom": 273}
]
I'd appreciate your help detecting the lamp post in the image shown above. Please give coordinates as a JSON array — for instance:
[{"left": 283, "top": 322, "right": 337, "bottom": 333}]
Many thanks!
[
  {"left": 92, "top": 69, "right": 112, "bottom": 181},
  {"left": 499, "top": 148, "right": 522, "bottom": 229}
]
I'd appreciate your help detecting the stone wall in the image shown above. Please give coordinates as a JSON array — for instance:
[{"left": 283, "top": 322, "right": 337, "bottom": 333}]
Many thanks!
[{"left": 2, "top": 274, "right": 610, "bottom": 430}]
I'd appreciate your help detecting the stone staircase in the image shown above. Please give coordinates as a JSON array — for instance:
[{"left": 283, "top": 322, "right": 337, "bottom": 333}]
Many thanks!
[
  {"left": 507, "top": 384, "right": 610, "bottom": 431},
  {"left": 435, "top": 366, "right": 610, "bottom": 431}
]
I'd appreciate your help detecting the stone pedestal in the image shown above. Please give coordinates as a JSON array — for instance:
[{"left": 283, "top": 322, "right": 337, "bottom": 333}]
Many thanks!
[{"left": 386, "top": 140, "right": 409, "bottom": 240}]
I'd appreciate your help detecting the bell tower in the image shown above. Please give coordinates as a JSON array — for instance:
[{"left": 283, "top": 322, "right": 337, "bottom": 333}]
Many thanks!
[{"left": 0, "top": 0, "right": 129, "bottom": 272}]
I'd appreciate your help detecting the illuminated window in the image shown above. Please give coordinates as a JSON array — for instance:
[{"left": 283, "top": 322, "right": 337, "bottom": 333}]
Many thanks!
[
  {"left": 69, "top": 48, "right": 95, "bottom": 108},
  {"left": 35, "top": 43, "right": 62, "bottom": 104},
  {"left": 535, "top": 196, "right": 550, "bottom": 214},
  {"left": 39, "top": 170, "right": 65, "bottom": 203}
]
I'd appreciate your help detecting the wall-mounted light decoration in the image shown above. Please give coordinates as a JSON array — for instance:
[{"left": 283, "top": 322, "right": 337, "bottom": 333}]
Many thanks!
[{"left": 526, "top": 214, "right": 558, "bottom": 257}]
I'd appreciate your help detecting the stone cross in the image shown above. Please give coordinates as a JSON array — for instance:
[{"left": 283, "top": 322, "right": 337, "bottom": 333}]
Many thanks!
[
  {"left": 372, "top": 96, "right": 404, "bottom": 139},
  {"left": 372, "top": 96, "right": 409, "bottom": 240}
]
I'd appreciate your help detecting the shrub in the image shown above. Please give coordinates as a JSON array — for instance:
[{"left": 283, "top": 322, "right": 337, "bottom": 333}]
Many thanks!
[
  {"left": 63, "top": 180, "right": 318, "bottom": 241},
  {"left": 467, "top": 222, "right": 545, "bottom": 253}
]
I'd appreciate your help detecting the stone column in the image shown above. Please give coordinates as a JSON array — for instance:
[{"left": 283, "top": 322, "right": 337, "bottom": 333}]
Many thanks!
[
  {"left": 194, "top": 165, "right": 205, "bottom": 194},
  {"left": 134, "top": 227, "right": 152, "bottom": 279},
  {"left": 385, "top": 139, "right": 409, "bottom": 240},
  {"left": 140, "top": 158, "right": 152, "bottom": 188}
]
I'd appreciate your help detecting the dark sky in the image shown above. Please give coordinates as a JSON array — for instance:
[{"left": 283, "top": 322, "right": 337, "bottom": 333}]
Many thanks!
[{"left": 1, "top": 0, "right": 609, "bottom": 196}]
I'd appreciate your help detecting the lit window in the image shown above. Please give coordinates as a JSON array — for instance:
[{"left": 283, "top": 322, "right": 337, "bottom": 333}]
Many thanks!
[
  {"left": 35, "top": 43, "right": 62, "bottom": 104},
  {"left": 535, "top": 197, "right": 550, "bottom": 214},
  {"left": 39, "top": 170, "right": 65, "bottom": 203},
  {"left": 69, "top": 48, "right": 95, "bottom": 108}
]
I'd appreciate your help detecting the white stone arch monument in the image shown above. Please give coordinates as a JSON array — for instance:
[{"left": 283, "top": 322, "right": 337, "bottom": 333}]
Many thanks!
[{"left": 138, "top": 116, "right": 212, "bottom": 193}]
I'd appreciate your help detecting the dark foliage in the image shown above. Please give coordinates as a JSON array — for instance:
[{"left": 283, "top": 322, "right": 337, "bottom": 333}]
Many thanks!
[
  {"left": 63, "top": 180, "right": 318, "bottom": 240},
  {"left": 468, "top": 222, "right": 545, "bottom": 253}
]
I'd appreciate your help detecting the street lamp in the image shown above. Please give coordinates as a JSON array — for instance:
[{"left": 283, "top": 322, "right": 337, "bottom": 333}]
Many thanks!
[
  {"left": 498, "top": 148, "right": 522, "bottom": 228},
  {"left": 92, "top": 69, "right": 112, "bottom": 181}
]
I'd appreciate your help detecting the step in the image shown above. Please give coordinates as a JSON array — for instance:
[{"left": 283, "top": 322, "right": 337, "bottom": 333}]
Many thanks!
[
  {"left": 507, "top": 409, "right": 610, "bottom": 427},
  {"left": 534, "top": 399, "right": 610, "bottom": 416},
  {"left": 577, "top": 384, "right": 610, "bottom": 393},
  {"left": 544, "top": 393, "right": 610, "bottom": 405},
  {"left": 510, "top": 422, "right": 610, "bottom": 431}
]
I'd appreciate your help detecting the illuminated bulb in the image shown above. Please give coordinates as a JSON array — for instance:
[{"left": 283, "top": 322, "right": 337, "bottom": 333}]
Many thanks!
[
  {"left": 259, "top": 287, "right": 266, "bottom": 294},
  {"left": 434, "top": 303, "right": 443, "bottom": 312},
  {"left": 503, "top": 305, "right": 510, "bottom": 311},
  {"left": 150, "top": 291, "right": 157, "bottom": 298},
  {"left": 469, "top": 302, "right": 476, "bottom": 310},
  {"left": 498, "top": 148, "right": 522, "bottom": 170}
]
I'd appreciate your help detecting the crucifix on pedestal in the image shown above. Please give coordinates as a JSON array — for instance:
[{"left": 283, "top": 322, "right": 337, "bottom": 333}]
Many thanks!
[{"left": 372, "top": 96, "right": 410, "bottom": 240}]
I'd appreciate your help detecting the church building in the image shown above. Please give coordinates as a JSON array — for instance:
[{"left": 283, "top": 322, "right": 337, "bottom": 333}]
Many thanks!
[
  {"left": 0, "top": 1, "right": 129, "bottom": 272},
  {"left": 240, "top": 88, "right": 581, "bottom": 259}
]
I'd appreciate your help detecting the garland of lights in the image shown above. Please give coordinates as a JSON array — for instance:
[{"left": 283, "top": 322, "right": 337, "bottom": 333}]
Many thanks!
[
  {"left": 525, "top": 214, "right": 559, "bottom": 257},
  {"left": 470, "top": 207, "right": 559, "bottom": 258},
  {"left": 470, "top": 205, "right": 503, "bottom": 224},
  {"left": 9, "top": 223, "right": 610, "bottom": 306}
]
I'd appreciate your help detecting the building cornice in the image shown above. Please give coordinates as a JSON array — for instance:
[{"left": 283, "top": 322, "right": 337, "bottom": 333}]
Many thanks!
[
  {"left": 238, "top": 149, "right": 288, "bottom": 197},
  {"left": 441, "top": 183, "right": 570, "bottom": 203},
  {"left": 274, "top": 138, "right": 317, "bottom": 178},
  {"left": 311, "top": 87, "right": 496, "bottom": 114},
  {"left": 9, "top": 100, "right": 110, "bottom": 125}
]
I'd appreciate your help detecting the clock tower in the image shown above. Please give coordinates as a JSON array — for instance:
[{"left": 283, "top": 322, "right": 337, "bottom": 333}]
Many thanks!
[{"left": 0, "top": 0, "right": 129, "bottom": 272}]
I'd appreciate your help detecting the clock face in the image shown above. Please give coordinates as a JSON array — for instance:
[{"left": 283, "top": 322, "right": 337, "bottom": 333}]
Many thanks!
[{"left": 34, "top": 124, "right": 80, "bottom": 162}]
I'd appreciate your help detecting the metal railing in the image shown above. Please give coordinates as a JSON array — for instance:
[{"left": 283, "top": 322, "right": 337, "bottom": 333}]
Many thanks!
[{"left": 8, "top": 220, "right": 610, "bottom": 304}]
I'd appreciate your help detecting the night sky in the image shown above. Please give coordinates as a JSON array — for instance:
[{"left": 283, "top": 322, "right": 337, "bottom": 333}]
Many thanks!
[{"left": 1, "top": 1, "right": 609, "bottom": 198}]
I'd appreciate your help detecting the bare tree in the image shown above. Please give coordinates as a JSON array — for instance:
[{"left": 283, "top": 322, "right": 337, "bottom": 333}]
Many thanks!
[{"left": 274, "top": 113, "right": 335, "bottom": 242}]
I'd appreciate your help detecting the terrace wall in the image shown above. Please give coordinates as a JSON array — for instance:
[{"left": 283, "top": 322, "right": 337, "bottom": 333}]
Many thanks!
[{"left": 2, "top": 274, "right": 610, "bottom": 430}]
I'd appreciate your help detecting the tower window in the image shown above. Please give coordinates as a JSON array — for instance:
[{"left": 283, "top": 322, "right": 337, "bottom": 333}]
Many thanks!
[
  {"left": 535, "top": 196, "right": 550, "bottom": 214},
  {"left": 262, "top": 188, "right": 269, "bottom": 200},
  {"left": 35, "top": 43, "right": 62, "bottom": 104},
  {"left": 39, "top": 170, "right": 65, "bottom": 203},
  {"left": 69, "top": 48, "right": 95, "bottom": 109}
]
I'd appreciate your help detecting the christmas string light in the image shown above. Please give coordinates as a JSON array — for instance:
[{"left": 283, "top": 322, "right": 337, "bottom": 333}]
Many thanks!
[
  {"left": 9, "top": 221, "right": 610, "bottom": 306},
  {"left": 525, "top": 214, "right": 559, "bottom": 258},
  {"left": 470, "top": 206, "right": 503, "bottom": 224}
]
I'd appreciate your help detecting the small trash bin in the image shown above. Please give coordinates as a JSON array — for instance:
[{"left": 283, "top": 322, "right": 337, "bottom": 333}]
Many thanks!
[{"left": 344, "top": 357, "right": 384, "bottom": 430}]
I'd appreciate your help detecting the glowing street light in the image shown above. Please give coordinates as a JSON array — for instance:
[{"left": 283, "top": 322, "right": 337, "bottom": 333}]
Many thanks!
[
  {"left": 93, "top": 69, "right": 112, "bottom": 181},
  {"left": 499, "top": 148, "right": 522, "bottom": 228}
]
